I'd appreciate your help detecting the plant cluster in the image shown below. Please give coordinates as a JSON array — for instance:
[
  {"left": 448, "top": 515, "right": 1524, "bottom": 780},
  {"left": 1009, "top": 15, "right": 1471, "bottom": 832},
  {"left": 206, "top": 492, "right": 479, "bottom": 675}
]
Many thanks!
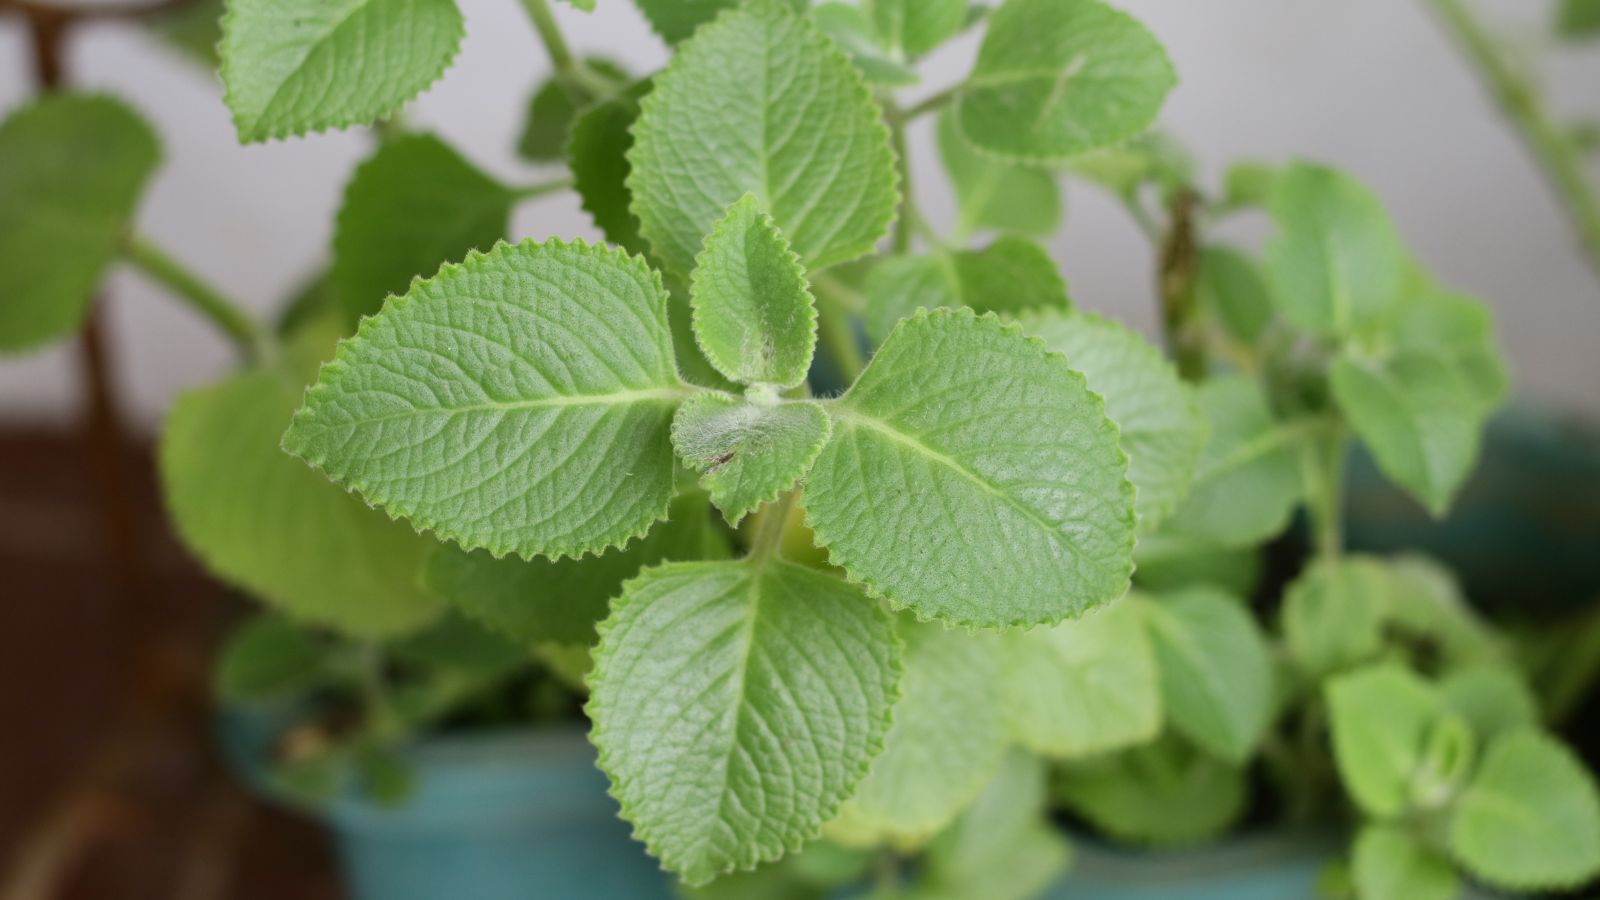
[{"left": 3, "top": 0, "right": 1600, "bottom": 898}]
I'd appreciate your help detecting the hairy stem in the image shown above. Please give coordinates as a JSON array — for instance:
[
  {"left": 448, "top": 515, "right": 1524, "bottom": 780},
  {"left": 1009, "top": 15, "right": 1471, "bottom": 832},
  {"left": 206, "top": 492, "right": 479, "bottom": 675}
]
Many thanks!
[
  {"left": 122, "top": 235, "right": 269, "bottom": 362},
  {"left": 1426, "top": 0, "right": 1600, "bottom": 281}
]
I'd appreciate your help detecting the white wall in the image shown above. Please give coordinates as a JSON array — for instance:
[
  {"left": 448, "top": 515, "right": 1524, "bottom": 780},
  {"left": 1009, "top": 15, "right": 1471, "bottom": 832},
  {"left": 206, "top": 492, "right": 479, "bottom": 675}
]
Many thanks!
[{"left": 2, "top": 0, "right": 1598, "bottom": 430}]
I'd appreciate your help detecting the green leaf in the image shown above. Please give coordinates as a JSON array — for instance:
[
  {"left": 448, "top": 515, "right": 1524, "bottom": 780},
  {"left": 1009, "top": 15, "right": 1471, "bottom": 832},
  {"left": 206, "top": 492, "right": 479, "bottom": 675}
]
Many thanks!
[
  {"left": 814, "top": 3, "right": 920, "bottom": 87},
  {"left": 1001, "top": 596, "right": 1160, "bottom": 758},
  {"left": 828, "top": 619, "right": 1006, "bottom": 847},
  {"left": 214, "top": 614, "right": 340, "bottom": 703},
  {"left": 690, "top": 194, "right": 818, "bottom": 388},
  {"left": 867, "top": 0, "right": 966, "bottom": 58},
  {"left": 1140, "top": 587, "right": 1272, "bottom": 763},
  {"left": 1352, "top": 825, "right": 1459, "bottom": 900},
  {"left": 331, "top": 133, "right": 513, "bottom": 326},
  {"left": 1381, "top": 554, "right": 1502, "bottom": 668},
  {"left": 162, "top": 370, "right": 444, "bottom": 636},
  {"left": 568, "top": 79, "right": 652, "bottom": 256},
  {"left": 559, "top": 0, "right": 596, "bottom": 12},
  {"left": 1025, "top": 311, "right": 1205, "bottom": 532},
  {"left": 807, "top": 309, "right": 1135, "bottom": 628},
  {"left": 631, "top": 0, "right": 738, "bottom": 43},
  {"left": 1450, "top": 729, "right": 1600, "bottom": 890},
  {"left": 0, "top": 95, "right": 160, "bottom": 354},
  {"left": 918, "top": 752, "right": 1072, "bottom": 900},
  {"left": 1325, "top": 663, "right": 1440, "bottom": 817},
  {"left": 587, "top": 559, "right": 901, "bottom": 884},
  {"left": 1331, "top": 350, "right": 1481, "bottom": 516},
  {"left": 1164, "top": 376, "right": 1303, "bottom": 547},
  {"left": 423, "top": 491, "right": 731, "bottom": 647},
  {"left": 955, "top": 0, "right": 1175, "bottom": 163},
  {"left": 1067, "top": 131, "right": 1194, "bottom": 198},
  {"left": 1222, "top": 160, "right": 1278, "bottom": 209},
  {"left": 1439, "top": 666, "right": 1538, "bottom": 741},
  {"left": 1282, "top": 557, "right": 1389, "bottom": 678},
  {"left": 218, "top": 0, "right": 465, "bottom": 142},
  {"left": 1194, "top": 245, "right": 1273, "bottom": 345},
  {"left": 1390, "top": 288, "right": 1508, "bottom": 414},
  {"left": 672, "top": 394, "right": 832, "bottom": 525},
  {"left": 864, "top": 237, "right": 1069, "bottom": 344},
  {"left": 936, "top": 109, "right": 1061, "bottom": 239},
  {"left": 1558, "top": 0, "right": 1600, "bottom": 38},
  {"left": 628, "top": 0, "right": 898, "bottom": 278},
  {"left": 1409, "top": 713, "right": 1475, "bottom": 809},
  {"left": 517, "top": 58, "right": 627, "bottom": 161},
  {"left": 283, "top": 239, "right": 689, "bottom": 561},
  {"left": 1265, "top": 162, "right": 1405, "bottom": 336},
  {"left": 1058, "top": 735, "right": 1247, "bottom": 846},
  {"left": 389, "top": 610, "right": 530, "bottom": 675},
  {"left": 148, "top": 0, "right": 225, "bottom": 69},
  {"left": 1132, "top": 529, "right": 1260, "bottom": 598}
]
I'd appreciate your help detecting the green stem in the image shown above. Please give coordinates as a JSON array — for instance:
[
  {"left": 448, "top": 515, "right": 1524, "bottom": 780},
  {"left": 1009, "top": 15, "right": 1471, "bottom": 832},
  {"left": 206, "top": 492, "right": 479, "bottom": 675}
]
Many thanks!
[
  {"left": 748, "top": 490, "right": 798, "bottom": 563},
  {"left": 1426, "top": 0, "right": 1600, "bottom": 281},
  {"left": 518, "top": 0, "right": 616, "bottom": 97},
  {"left": 122, "top": 235, "right": 268, "bottom": 362},
  {"left": 513, "top": 176, "right": 574, "bottom": 200},
  {"left": 1300, "top": 423, "right": 1348, "bottom": 562},
  {"left": 901, "top": 83, "right": 959, "bottom": 121}
]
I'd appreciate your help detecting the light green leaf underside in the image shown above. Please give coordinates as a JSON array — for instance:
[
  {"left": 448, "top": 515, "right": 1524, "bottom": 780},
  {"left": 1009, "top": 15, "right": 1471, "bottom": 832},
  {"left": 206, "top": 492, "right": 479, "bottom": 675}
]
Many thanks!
[
  {"left": 283, "top": 238, "right": 687, "bottom": 561},
  {"left": 423, "top": 491, "right": 731, "bottom": 647},
  {"left": 1325, "top": 663, "right": 1440, "bottom": 818},
  {"left": 1140, "top": 587, "right": 1272, "bottom": 763},
  {"left": 1058, "top": 735, "right": 1246, "bottom": 846},
  {"left": 956, "top": 0, "right": 1175, "bottom": 162},
  {"left": 332, "top": 133, "right": 512, "bottom": 326},
  {"left": 814, "top": 3, "right": 920, "bottom": 87},
  {"left": 628, "top": 0, "right": 898, "bottom": 278},
  {"left": 864, "top": 236, "right": 1069, "bottom": 345},
  {"left": 518, "top": 58, "right": 628, "bottom": 162},
  {"left": 1353, "top": 825, "right": 1459, "bottom": 900},
  {"left": 1265, "top": 162, "right": 1405, "bottom": 335},
  {"left": 568, "top": 79, "right": 653, "bottom": 257},
  {"left": 0, "top": 94, "right": 160, "bottom": 354},
  {"left": 587, "top": 559, "right": 900, "bottom": 884},
  {"left": 672, "top": 394, "right": 832, "bottom": 525},
  {"left": 1002, "top": 596, "right": 1159, "bottom": 758},
  {"left": 1024, "top": 310, "right": 1205, "bottom": 532},
  {"left": 1164, "top": 375, "right": 1303, "bottom": 547},
  {"left": 936, "top": 108, "right": 1061, "bottom": 239},
  {"left": 808, "top": 309, "right": 1135, "bottom": 628},
  {"left": 828, "top": 619, "right": 1006, "bottom": 848},
  {"left": 867, "top": 0, "right": 966, "bottom": 58},
  {"left": 1450, "top": 729, "right": 1600, "bottom": 891},
  {"left": 691, "top": 194, "right": 818, "bottom": 388},
  {"left": 219, "top": 0, "right": 465, "bottom": 142},
  {"left": 162, "top": 370, "right": 443, "bottom": 637}
]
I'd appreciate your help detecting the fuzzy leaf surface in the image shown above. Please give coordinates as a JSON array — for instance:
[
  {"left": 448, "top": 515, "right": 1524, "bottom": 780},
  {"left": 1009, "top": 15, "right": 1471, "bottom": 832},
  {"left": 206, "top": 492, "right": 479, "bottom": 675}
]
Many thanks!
[
  {"left": 1141, "top": 588, "right": 1272, "bottom": 763},
  {"left": 864, "top": 236, "right": 1068, "bottom": 344},
  {"left": 672, "top": 394, "right": 831, "bottom": 525}
]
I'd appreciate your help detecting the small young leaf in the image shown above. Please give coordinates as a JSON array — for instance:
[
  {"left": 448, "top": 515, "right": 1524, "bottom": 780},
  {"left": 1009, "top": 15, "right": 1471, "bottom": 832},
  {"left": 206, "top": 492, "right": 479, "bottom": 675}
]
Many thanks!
[
  {"left": 864, "top": 236, "right": 1069, "bottom": 344},
  {"left": 956, "top": 0, "right": 1175, "bottom": 162},
  {"left": 219, "top": 0, "right": 465, "bottom": 142},
  {"left": 672, "top": 394, "right": 831, "bottom": 525},
  {"left": 1450, "top": 730, "right": 1600, "bottom": 890},
  {"left": 587, "top": 559, "right": 900, "bottom": 884},
  {"left": 1025, "top": 311, "right": 1206, "bottom": 532},
  {"left": 1325, "top": 663, "right": 1440, "bottom": 817},
  {"left": 1352, "top": 825, "right": 1459, "bottom": 900},
  {"left": 1331, "top": 350, "right": 1481, "bottom": 516},
  {"left": 690, "top": 195, "right": 818, "bottom": 388},
  {"left": 1164, "top": 376, "right": 1303, "bottom": 546},
  {"left": 1282, "top": 557, "right": 1389, "bottom": 678},
  {"left": 568, "top": 79, "right": 653, "bottom": 256},
  {"left": 936, "top": 109, "right": 1061, "bottom": 239},
  {"left": 814, "top": 3, "right": 921, "bottom": 87},
  {"left": 829, "top": 619, "right": 1006, "bottom": 847},
  {"left": 424, "top": 491, "right": 731, "bottom": 647},
  {"left": 1439, "top": 665, "right": 1538, "bottom": 741},
  {"left": 0, "top": 95, "right": 160, "bottom": 354},
  {"left": 1265, "top": 163, "right": 1406, "bottom": 336},
  {"left": 1409, "top": 713, "right": 1475, "bottom": 809},
  {"left": 1194, "top": 245, "right": 1273, "bottom": 345},
  {"left": 1140, "top": 587, "right": 1273, "bottom": 763},
  {"left": 517, "top": 58, "right": 627, "bottom": 161},
  {"left": 1001, "top": 596, "right": 1160, "bottom": 758},
  {"left": 331, "top": 133, "right": 513, "bottom": 325},
  {"left": 163, "top": 370, "right": 444, "bottom": 636},
  {"left": 1058, "top": 735, "right": 1247, "bottom": 846},
  {"left": 628, "top": 0, "right": 898, "bottom": 277},
  {"left": 214, "top": 614, "right": 339, "bottom": 703},
  {"left": 867, "top": 0, "right": 967, "bottom": 58},
  {"left": 283, "top": 239, "right": 689, "bottom": 561},
  {"left": 807, "top": 309, "right": 1136, "bottom": 628}
]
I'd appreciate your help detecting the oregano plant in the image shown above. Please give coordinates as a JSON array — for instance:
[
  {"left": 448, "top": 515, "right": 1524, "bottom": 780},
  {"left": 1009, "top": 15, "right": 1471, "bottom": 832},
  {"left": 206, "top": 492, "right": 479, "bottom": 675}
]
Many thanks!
[{"left": 4, "top": 0, "right": 1600, "bottom": 897}]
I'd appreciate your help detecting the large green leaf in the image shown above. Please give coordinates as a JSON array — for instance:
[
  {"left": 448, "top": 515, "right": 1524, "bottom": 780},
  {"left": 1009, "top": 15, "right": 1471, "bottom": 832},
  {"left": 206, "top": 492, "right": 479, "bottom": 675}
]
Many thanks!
[
  {"left": 1058, "top": 735, "right": 1246, "bottom": 846},
  {"left": 1325, "top": 663, "right": 1440, "bottom": 817},
  {"left": 1352, "top": 825, "right": 1459, "bottom": 900},
  {"left": 828, "top": 619, "right": 1006, "bottom": 847},
  {"left": 588, "top": 559, "right": 900, "bottom": 884},
  {"left": 162, "top": 370, "right": 443, "bottom": 636},
  {"left": 1450, "top": 730, "right": 1600, "bottom": 890},
  {"left": 864, "top": 237, "right": 1069, "bottom": 344},
  {"left": 690, "top": 194, "right": 817, "bottom": 388},
  {"left": 807, "top": 309, "right": 1136, "bottom": 628},
  {"left": 1140, "top": 587, "right": 1272, "bottom": 763},
  {"left": 331, "top": 133, "right": 512, "bottom": 326},
  {"left": 568, "top": 79, "right": 652, "bottom": 256},
  {"left": 936, "top": 109, "right": 1061, "bottom": 239},
  {"left": 0, "top": 95, "right": 159, "bottom": 353},
  {"left": 955, "top": 0, "right": 1175, "bottom": 163},
  {"left": 628, "top": 0, "right": 898, "bottom": 278},
  {"left": 1025, "top": 311, "right": 1205, "bottom": 532},
  {"left": 1281, "top": 557, "right": 1389, "bottom": 678},
  {"left": 866, "top": 0, "right": 967, "bottom": 58},
  {"left": 1001, "top": 596, "right": 1160, "bottom": 758},
  {"left": 672, "top": 394, "right": 832, "bottom": 525},
  {"left": 1265, "top": 163, "right": 1405, "bottom": 336},
  {"left": 423, "top": 491, "right": 730, "bottom": 648},
  {"left": 219, "top": 0, "right": 464, "bottom": 142},
  {"left": 283, "top": 239, "right": 690, "bottom": 561}
]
